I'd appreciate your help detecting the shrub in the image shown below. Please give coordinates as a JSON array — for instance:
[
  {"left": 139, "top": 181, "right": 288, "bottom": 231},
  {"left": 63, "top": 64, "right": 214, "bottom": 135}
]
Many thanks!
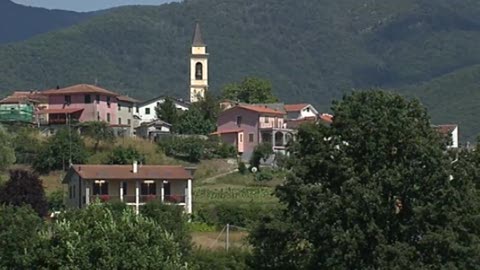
[
  {"left": 12, "top": 127, "right": 41, "bottom": 164},
  {"left": 106, "top": 145, "right": 146, "bottom": 165},
  {"left": 159, "top": 136, "right": 236, "bottom": 162},
  {"left": 47, "top": 189, "right": 65, "bottom": 211},
  {"left": 255, "top": 170, "right": 274, "bottom": 182},
  {"left": 238, "top": 161, "right": 247, "bottom": 174},
  {"left": 249, "top": 143, "right": 273, "bottom": 170}
]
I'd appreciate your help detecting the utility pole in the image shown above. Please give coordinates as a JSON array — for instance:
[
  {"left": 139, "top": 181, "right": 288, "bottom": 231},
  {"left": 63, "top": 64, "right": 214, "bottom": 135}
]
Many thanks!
[{"left": 226, "top": 224, "right": 230, "bottom": 252}]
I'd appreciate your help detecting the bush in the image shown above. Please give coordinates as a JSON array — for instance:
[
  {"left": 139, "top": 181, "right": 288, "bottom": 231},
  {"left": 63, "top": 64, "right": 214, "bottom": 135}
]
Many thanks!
[
  {"left": 238, "top": 162, "right": 247, "bottom": 174},
  {"left": 249, "top": 143, "right": 273, "bottom": 170},
  {"left": 159, "top": 136, "right": 236, "bottom": 162},
  {"left": 47, "top": 189, "right": 65, "bottom": 211},
  {"left": 195, "top": 203, "right": 279, "bottom": 228},
  {"left": 106, "top": 145, "right": 146, "bottom": 165},
  {"left": 11, "top": 127, "right": 41, "bottom": 164},
  {"left": 187, "top": 222, "right": 217, "bottom": 232},
  {"left": 255, "top": 170, "right": 274, "bottom": 182}
]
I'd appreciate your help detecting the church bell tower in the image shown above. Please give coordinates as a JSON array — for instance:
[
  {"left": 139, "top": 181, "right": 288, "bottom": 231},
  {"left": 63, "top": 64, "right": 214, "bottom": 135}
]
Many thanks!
[{"left": 190, "top": 22, "right": 208, "bottom": 103}]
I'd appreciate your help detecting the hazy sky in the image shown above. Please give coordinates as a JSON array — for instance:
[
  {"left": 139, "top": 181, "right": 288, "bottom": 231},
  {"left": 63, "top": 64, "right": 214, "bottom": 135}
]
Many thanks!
[{"left": 12, "top": 0, "right": 177, "bottom": 12}]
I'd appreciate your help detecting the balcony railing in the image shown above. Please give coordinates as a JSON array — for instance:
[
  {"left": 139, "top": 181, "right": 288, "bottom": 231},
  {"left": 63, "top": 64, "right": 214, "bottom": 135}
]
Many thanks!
[{"left": 90, "top": 194, "right": 186, "bottom": 204}]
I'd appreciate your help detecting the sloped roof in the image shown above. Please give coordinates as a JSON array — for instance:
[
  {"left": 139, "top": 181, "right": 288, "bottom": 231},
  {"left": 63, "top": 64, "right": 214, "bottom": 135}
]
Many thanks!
[
  {"left": 42, "top": 84, "right": 119, "bottom": 97},
  {"left": 211, "top": 128, "right": 243, "bottom": 135},
  {"left": 68, "top": 165, "right": 193, "bottom": 181},
  {"left": 236, "top": 104, "right": 285, "bottom": 115},
  {"left": 192, "top": 22, "right": 205, "bottom": 46},
  {"left": 0, "top": 91, "right": 48, "bottom": 104},
  {"left": 320, "top": 113, "right": 333, "bottom": 124},
  {"left": 284, "top": 103, "right": 310, "bottom": 112},
  {"left": 433, "top": 124, "right": 458, "bottom": 136},
  {"left": 37, "top": 108, "right": 84, "bottom": 114}
]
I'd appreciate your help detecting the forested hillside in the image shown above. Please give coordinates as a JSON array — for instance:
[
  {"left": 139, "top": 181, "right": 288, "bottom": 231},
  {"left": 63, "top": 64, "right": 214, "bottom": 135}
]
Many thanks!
[
  {"left": 0, "top": 0, "right": 480, "bottom": 140},
  {"left": 0, "top": 0, "right": 92, "bottom": 44}
]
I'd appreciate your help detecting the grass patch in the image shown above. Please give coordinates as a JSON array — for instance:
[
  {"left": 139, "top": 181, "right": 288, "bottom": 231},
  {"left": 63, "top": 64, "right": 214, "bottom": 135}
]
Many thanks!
[{"left": 191, "top": 231, "right": 249, "bottom": 250}]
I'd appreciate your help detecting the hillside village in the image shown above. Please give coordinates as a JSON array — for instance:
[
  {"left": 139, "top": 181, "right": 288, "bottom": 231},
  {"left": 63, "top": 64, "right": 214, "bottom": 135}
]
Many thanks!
[{"left": 1, "top": 18, "right": 478, "bottom": 269}]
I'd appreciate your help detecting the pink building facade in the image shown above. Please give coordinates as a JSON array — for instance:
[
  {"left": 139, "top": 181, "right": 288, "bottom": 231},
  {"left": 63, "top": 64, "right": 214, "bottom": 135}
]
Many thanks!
[{"left": 214, "top": 105, "right": 293, "bottom": 161}]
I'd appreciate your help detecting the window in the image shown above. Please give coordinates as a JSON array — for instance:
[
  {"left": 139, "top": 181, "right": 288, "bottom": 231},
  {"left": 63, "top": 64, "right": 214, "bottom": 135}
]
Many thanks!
[
  {"left": 84, "top": 94, "right": 92, "bottom": 104},
  {"left": 136, "top": 107, "right": 139, "bottom": 113},
  {"left": 236, "top": 116, "right": 242, "bottom": 127},
  {"left": 264, "top": 117, "right": 269, "bottom": 123},
  {"left": 97, "top": 112, "right": 100, "bottom": 121},
  {"left": 118, "top": 118, "right": 122, "bottom": 125},
  {"left": 128, "top": 106, "right": 132, "bottom": 113},
  {"left": 118, "top": 104, "right": 122, "bottom": 111},
  {"left": 249, "top": 133, "right": 254, "bottom": 143},
  {"left": 107, "top": 113, "right": 111, "bottom": 123},
  {"left": 157, "top": 102, "right": 160, "bottom": 107},
  {"left": 239, "top": 133, "right": 243, "bottom": 143},
  {"left": 141, "top": 181, "right": 156, "bottom": 195},
  {"left": 195, "top": 62, "right": 203, "bottom": 80},
  {"left": 93, "top": 181, "right": 109, "bottom": 195},
  {"left": 64, "top": 95, "right": 71, "bottom": 105},
  {"left": 96, "top": 95, "right": 100, "bottom": 104},
  {"left": 145, "top": 108, "right": 151, "bottom": 115},
  {"left": 306, "top": 107, "right": 310, "bottom": 112},
  {"left": 106, "top": 96, "right": 111, "bottom": 108},
  {"left": 127, "top": 119, "right": 131, "bottom": 125}
]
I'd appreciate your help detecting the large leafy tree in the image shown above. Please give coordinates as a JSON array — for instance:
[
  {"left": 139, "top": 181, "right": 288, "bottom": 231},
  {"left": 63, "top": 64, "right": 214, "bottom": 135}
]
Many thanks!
[
  {"left": 0, "top": 125, "right": 15, "bottom": 170},
  {"left": 106, "top": 145, "right": 146, "bottom": 165},
  {"left": 177, "top": 92, "right": 219, "bottom": 135},
  {"left": 222, "top": 77, "right": 278, "bottom": 104},
  {"left": 249, "top": 91, "right": 480, "bottom": 269},
  {"left": 0, "top": 169, "right": 49, "bottom": 217},
  {"left": 155, "top": 97, "right": 179, "bottom": 129},
  {"left": 80, "top": 121, "right": 115, "bottom": 152},
  {"left": 33, "top": 128, "right": 88, "bottom": 173}
]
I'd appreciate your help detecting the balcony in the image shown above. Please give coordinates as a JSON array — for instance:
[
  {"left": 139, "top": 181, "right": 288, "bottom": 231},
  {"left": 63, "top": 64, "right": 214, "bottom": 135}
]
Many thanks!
[{"left": 90, "top": 194, "right": 186, "bottom": 205}]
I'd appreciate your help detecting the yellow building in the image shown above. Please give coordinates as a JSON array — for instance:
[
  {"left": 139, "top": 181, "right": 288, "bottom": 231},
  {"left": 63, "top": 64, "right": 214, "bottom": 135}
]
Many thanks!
[{"left": 190, "top": 22, "right": 209, "bottom": 103}]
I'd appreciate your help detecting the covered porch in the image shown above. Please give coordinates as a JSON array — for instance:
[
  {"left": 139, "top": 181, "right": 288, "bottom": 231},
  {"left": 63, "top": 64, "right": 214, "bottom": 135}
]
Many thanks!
[
  {"left": 260, "top": 128, "right": 294, "bottom": 154},
  {"left": 84, "top": 178, "right": 193, "bottom": 214}
]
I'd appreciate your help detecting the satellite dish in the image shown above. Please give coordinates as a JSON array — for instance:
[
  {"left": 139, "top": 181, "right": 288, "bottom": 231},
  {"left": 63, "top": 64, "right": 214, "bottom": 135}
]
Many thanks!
[{"left": 251, "top": 167, "right": 258, "bottom": 173}]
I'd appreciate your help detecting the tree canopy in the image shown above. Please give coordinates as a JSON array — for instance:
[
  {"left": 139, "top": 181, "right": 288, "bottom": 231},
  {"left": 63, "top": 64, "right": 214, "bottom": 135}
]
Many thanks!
[
  {"left": 222, "top": 77, "right": 278, "bottom": 104},
  {"left": 249, "top": 91, "right": 480, "bottom": 269},
  {"left": 0, "top": 125, "right": 15, "bottom": 170},
  {"left": 80, "top": 121, "right": 115, "bottom": 152},
  {"left": 155, "top": 97, "right": 179, "bottom": 130}
]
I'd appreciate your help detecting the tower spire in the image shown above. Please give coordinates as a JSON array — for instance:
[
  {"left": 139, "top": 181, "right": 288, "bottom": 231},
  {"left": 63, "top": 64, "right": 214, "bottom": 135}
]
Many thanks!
[{"left": 192, "top": 22, "right": 205, "bottom": 46}]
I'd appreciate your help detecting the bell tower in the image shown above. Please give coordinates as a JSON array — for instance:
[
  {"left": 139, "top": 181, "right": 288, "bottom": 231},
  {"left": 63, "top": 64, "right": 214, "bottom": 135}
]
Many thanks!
[{"left": 190, "top": 22, "right": 208, "bottom": 103}]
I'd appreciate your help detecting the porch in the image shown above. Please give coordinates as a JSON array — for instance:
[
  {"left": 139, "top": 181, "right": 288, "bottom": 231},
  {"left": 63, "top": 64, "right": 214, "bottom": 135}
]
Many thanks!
[
  {"left": 84, "top": 179, "right": 192, "bottom": 214},
  {"left": 260, "top": 128, "right": 294, "bottom": 153}
]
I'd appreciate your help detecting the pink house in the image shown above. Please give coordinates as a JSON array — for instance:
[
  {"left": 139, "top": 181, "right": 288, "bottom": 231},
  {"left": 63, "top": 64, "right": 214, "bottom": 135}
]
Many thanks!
[
  {"left": 213, "top": 104, "right": 293, "bottom": 161},
  {"left": 38, "top": 84, "right": 120, "bottom": 126}
]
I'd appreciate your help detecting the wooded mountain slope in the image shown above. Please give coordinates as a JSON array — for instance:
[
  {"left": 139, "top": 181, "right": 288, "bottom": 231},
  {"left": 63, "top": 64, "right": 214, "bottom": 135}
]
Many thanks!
[
  {"left": 0, "top": 0, "right": 480, "bottom": 140},
  {"left": 0, "top": 0, "right": 92, "bottom": 44}
]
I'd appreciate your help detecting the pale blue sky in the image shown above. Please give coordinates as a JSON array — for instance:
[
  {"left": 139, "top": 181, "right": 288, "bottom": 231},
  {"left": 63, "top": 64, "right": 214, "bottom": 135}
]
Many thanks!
[{"left": 12, "top": 0, "right": 177, "bottom": 12}]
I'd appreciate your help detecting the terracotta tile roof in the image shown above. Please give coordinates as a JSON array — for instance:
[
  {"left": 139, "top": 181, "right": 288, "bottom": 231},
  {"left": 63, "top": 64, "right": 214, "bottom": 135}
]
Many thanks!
[
  {"left": 42, "top": 84, "right": 119, "bottom": 97},
  {"left": 433, "top": 125, "right": 458, "bottom": 136},
  {"left": 211, "top": 128, "right": 243, "bottom": 135},
  {"left": 69, "top": 165, "right": 193, "bottom": 180},
  {"left": 284, "top": 103, "right": 310, "bottom": 112},
  {"left": 117, "top": 95, "right": 139, "bottom": 103},
  {"left": 286, "top": 117, "right": 317, "bottom": 129},
  {"left": 237, "top": 104, "right": 285, "bottom": 115},
  {"left": 320, "top": 113, "right": 333, "bottom": 124},
  {"left": 0, "top": 91, "right": 48, "bottom": 104},
  {"left": 37, "top": 108, "right": 84, "bottom": 114}
]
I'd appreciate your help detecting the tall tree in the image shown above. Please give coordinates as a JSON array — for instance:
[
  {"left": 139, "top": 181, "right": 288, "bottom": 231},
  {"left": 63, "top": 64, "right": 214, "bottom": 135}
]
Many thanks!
[
  {"left": 155, "top": 97, "right": 179, "bottom": 129},
  {"left": 33, "top": 128, "right": 88, "bottom": 173},
  {"left": 0, "top": 169, "right": 49, "bottom": 217},
  {"left": 176, "top": 92, "right": 219, "bottom": 135},
  {"left": 222, "top": 77, "right": 278, "bottom": 104},
  {"left": 249, "top": 91, "right": 480, "bottom": 269},
  {"left": 106, "top": 145, "right": 146, "bottom": 165},
  {"left": 80, "top": 121, "right": 115, "bottom": 152},
  {"left": 0, "top": 125, "right": 15, "bottom": 170}
]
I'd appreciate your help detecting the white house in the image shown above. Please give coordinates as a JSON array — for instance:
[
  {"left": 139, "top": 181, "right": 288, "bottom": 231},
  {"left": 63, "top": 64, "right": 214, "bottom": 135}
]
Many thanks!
[
  {"left": 433, "top": 124, "right": 459, "bottom": 148},
  {"left": 135, "top": 120, "right": 172, "bottom": 141},
  {"left": 63, "top": 163, "right": 195, "bottom": 214},
  {"left": 284, "top": 103, "right": 319, "bottom": 120},
  {"left": 135, "top": 96, "right": 190, "bottom": 124}
]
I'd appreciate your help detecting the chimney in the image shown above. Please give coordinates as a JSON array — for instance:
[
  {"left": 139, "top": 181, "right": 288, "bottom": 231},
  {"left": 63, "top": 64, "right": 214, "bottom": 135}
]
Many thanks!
[{"left": 133, "top": 161, "right": 138, "bottom": 173}]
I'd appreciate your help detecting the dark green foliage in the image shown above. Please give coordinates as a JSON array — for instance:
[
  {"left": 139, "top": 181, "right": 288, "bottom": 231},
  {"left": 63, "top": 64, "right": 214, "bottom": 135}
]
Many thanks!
[
  {"left": 38, "top": 204, "right": 187, "bottom": 269},
  {"left": 106, "top": 145, "right": 146, "bottom": 165},
  {"left": 222, "top": 77, "right": 278, "bottom": 104},
  {"left": 192, "top": 249, "right": 249, "bottom": 270},
  {"left": 0, "top": 125, "right": 15, "bottom": 170},
  {"left": 176, "top": 93, "right": 219, "bottom": 135},
  {"left": 238, "top": 161, "right": 247, "bottom": 174},
  {"left": 159, "top": 136, "right": 236, "bottom": 162},
  {"left": 156, "top": 97, "right": 179, "bottom": 130},
  {"left": 0, "top": 205, "right": 44, "bottom": 269},
  {"left": 2, "top": 0, "right": 480, "bottom": 138},
  {"left": 0, "top": 0, "right": 91, "bottom": 44},
  {"left": 32, "top": 128, "right": 88, "bottom": 173},
  {"left": 250, "top": 91, "right": 480, "bottom": 269},
  {"left": 46, "top": 189, "right": 65, "bottom": 211},
  {"left": 249, "top": 143, "right": 273, "bottom": 170},
  {"left": 103, "top": 201, "right": 128, "bottom": 216},
  {"left": 80, "top": 121, "right": 115, "bottom": 152},
  {"left": 11, "top": 127, "right": 41, "bottom": 164},
  {"left": 0, "top": 169, "right": 48, "bottom": 217},
  {"left": 195, "top": 203, "right": 278, "bottom": 228},
  {"left": 254, "top": 170, "right": 274, "bottom": 182},
  {"left": 141, "top": 201, "right": 192, "bottom": 255}
]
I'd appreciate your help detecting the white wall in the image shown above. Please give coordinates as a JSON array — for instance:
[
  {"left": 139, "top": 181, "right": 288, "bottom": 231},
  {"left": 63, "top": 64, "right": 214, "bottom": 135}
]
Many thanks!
[
  {"left": 136, "top": 98, "right": 189, "bottom": 124},
  {"left": 450, "top": 126, "right": 459, "bottom": 149}
]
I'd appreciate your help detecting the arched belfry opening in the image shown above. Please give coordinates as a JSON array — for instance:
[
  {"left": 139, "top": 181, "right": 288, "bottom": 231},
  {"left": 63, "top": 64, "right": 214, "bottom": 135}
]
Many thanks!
[{"left": 195, "top": 62, "right": 203, "bottom": 80}]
